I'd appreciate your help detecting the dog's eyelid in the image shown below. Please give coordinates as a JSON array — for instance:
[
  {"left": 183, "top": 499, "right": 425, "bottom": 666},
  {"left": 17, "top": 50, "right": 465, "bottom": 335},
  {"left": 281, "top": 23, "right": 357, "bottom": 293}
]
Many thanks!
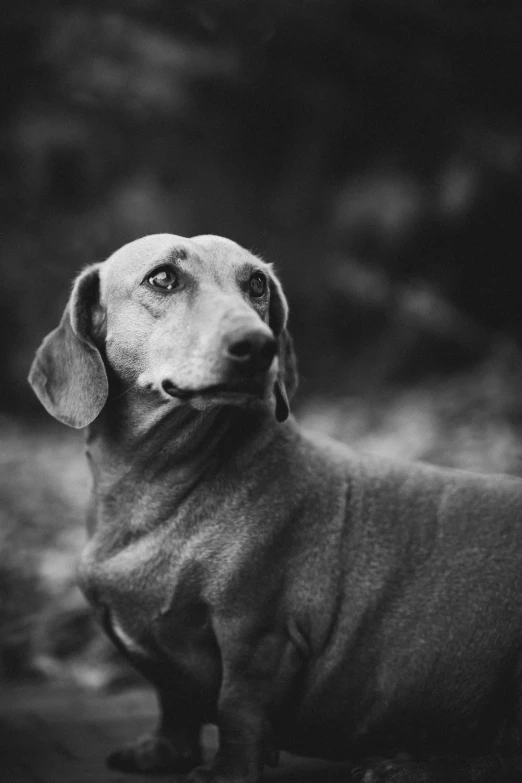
[
  {"left": 142, "top": 261, "right": 178, "bottom": 281},
  {"left": 239, "top": 268, "right": 268, "bottom": 287}
]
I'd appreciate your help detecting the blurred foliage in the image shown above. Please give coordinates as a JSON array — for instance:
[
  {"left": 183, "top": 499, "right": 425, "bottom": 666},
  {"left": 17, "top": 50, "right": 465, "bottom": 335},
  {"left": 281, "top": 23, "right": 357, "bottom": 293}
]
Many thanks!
[
  {"left": 0, "top": 417, "right": 139, "bottom": 686},
  {"left": 3, "top": 1, "right": 522, "bottom": 684}
]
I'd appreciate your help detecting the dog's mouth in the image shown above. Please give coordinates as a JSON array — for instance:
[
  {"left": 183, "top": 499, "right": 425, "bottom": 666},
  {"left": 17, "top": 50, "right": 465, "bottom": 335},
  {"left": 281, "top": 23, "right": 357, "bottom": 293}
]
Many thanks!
[{"left": 161, "top": 379, "right": 265, "bottom": 401}]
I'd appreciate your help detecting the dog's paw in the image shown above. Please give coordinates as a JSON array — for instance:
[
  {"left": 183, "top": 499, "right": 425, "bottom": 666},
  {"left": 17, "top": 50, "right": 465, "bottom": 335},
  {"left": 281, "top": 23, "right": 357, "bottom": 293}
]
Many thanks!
[{"left": 106, "top": 733, "right": 200, "bottom": 774}]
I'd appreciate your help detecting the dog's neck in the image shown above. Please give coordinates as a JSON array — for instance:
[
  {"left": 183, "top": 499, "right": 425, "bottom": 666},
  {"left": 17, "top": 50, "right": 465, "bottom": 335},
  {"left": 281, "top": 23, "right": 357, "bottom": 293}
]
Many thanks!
[{"left": 84, "top": 388, "right": 281, "bottom": 531}]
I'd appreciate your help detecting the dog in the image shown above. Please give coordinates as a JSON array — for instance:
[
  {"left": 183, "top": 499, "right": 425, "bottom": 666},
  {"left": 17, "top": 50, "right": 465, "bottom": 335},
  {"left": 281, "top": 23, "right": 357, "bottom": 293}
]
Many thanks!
[{"left": 29, "top": 233, "right": 522, "bottom": 783}]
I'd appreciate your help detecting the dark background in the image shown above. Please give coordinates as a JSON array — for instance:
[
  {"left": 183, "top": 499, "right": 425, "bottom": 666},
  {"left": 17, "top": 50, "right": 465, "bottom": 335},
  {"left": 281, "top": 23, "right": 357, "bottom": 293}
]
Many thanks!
[{"left": 2, "top": 0, "right": 522, "bottom": 688}]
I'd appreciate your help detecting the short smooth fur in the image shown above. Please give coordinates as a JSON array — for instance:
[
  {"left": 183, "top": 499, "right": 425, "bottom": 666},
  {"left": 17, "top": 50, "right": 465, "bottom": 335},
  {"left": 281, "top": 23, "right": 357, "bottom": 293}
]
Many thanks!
[{"left": 29, "top": 234, "right": 522, "bottom": 783}]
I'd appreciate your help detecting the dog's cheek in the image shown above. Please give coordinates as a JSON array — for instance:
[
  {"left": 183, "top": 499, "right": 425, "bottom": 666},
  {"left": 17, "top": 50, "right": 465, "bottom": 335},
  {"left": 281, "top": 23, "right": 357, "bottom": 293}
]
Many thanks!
[{"left": 104, "top": 311, "right": 155, "bottom": 385}]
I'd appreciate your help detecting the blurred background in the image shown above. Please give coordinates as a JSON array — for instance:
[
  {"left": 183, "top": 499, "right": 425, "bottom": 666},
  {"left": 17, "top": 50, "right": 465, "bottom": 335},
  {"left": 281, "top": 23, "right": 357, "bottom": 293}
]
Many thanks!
[{"left": 2, "top": 0, "right": 522, "bottom": 690}]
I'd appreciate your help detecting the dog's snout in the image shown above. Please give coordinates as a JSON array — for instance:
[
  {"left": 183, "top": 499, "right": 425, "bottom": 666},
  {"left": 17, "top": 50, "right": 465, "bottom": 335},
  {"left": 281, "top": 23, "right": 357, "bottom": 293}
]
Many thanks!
[{"left": 226, "top": 332, "right": 277, "bottom": 373}]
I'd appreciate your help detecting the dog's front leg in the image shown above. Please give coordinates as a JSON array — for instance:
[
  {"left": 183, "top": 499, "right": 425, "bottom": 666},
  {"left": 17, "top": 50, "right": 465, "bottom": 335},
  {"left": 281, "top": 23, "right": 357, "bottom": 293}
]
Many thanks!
[
  {"left": 188, "top": 631, "right": 284, "bottom": 783},
  {"left": 188, "top": 674, "right": 273, "bottom": 783}
]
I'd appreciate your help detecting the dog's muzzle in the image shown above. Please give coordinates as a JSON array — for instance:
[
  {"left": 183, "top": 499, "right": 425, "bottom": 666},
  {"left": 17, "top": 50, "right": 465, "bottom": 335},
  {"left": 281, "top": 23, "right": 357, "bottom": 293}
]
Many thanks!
[{"left": 161, "top": 331, "right": 277, "bottom": 401}]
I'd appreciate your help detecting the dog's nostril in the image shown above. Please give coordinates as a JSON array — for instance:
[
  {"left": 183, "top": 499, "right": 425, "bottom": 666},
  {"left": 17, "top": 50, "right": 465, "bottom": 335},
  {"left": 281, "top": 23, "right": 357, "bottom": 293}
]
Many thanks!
[
  {"left": 227, "top": 339, "right": 254, "bottom": 361},
  {"left": 226, "top": 334, "right": 277, "bottom": 371},
  {"left": 259, "top": 339, "right": 277, "bottom": 363}
]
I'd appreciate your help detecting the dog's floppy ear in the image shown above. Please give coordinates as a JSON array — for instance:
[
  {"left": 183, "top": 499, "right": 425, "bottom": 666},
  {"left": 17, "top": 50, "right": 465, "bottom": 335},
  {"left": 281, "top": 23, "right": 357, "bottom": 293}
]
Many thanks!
[
  {"left": 268, "top": 268, "right": 298, "bottom": 422},
  {"left": 28, "top": 264, "right": 108, "bottom": 428}
]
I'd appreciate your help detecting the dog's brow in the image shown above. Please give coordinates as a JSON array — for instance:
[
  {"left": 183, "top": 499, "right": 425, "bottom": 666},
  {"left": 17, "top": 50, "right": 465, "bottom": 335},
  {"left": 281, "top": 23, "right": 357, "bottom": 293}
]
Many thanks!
[
  {"left": 166, "top": 248, "right": 187, "bottom": 263},
  {"left": 239, "top": 262, "right": 264, "bottom": 279}
]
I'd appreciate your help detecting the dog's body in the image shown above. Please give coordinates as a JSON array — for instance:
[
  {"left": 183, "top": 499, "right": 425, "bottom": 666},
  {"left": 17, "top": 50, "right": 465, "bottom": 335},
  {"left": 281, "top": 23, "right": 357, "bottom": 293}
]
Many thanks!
[{"left": 30, "top": 234, "right": 522, "bottom": 782}]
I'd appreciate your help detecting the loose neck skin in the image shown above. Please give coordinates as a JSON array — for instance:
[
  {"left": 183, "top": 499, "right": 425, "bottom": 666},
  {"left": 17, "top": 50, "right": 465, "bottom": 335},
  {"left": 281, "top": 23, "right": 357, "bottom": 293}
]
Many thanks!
[{"left": 84, "top": 386, "right": 285, "bottom": 531}]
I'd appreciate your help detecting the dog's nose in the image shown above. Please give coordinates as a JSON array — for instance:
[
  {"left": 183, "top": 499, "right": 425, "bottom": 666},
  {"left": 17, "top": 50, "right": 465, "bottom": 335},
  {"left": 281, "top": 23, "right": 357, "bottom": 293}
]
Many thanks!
[{"left": 225, "top": 332, "right": 277, "bottom": 374}]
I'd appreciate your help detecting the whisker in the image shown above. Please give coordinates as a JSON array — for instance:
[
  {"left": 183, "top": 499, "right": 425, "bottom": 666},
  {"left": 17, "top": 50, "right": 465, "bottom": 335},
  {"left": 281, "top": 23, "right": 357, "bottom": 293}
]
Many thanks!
[{"left": 111, "top": 381, "right": 142, "bottom": 401}]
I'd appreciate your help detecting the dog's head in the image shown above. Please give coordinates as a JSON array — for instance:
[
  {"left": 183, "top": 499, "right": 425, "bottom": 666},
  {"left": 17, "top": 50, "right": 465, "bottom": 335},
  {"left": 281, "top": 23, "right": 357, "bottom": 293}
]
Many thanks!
[{"left": 29, "top": 234, "right": 298, "bottom": 428}]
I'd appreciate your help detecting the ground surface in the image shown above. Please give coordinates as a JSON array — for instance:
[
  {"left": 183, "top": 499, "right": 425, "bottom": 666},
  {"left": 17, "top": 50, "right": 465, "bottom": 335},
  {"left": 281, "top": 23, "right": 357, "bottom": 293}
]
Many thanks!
[{"left": 0, "top": 683, "right": 351, "bottom": 783}]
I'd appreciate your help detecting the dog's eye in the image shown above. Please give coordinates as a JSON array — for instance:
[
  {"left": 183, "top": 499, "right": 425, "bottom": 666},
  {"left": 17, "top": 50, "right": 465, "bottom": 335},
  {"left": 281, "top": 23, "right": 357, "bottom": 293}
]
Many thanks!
[
  {"left": 146, "top": 267, "right": 179, "bottom": 291},
  {"left": 248, "top": 273, "right": 267, "bottom": 298}
]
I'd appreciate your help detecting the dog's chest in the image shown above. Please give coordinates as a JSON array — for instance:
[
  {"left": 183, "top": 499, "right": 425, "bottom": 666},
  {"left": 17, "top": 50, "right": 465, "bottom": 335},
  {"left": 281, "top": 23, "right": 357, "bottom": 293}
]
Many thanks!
[{"left": 79, "top": 529, "right": 216, "bottom": 672}]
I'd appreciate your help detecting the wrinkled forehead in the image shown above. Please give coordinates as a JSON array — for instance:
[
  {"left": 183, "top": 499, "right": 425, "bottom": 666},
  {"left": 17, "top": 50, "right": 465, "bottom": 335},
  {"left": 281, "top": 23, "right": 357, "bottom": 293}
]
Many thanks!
[{"left": 99, "top": 233, "right": 268, "bottom": 295}]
